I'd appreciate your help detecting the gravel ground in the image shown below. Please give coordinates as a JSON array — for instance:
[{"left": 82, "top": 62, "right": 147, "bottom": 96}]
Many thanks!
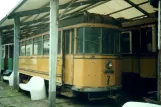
[{"left": 0, "top": 81, "right": 124, "bottom": 107}]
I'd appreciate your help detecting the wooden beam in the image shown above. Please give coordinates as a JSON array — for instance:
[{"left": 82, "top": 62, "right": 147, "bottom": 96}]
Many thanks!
[
  {"left": 157, "top": 0, "right": 161, "bottom": 101},
  {"left": 122, "top": 18, "right": 157, "bottom": 28},
  {"left": 0, "top": 32, "right": 2, "bottom": 80},
  {"left": 49, "top": 0, "right": 58, "bottom": 106},
  {"left": 125, "top": 0, "right": 149, "bottom": 16},
  {"left": 107, "top": 1, "right": 149, "bottom": 16},
  {"left": 59, "top": 0, "right": 77, "bottom": 18},
  {"left": 8, "top": 7, "right": 50, "bottom": 18},
  {"left": 60, "top": 0, "right": 110, "bottom": 20},
  {"left": 13, "top": 16, "right": 20, "bottom": 88}
]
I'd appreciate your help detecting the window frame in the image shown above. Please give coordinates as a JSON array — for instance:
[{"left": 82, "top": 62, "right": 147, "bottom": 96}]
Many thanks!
[
  {"left": 43, "top": 34, "right": 50, "bottom": 55},
  {"left": 33, "top": 36, "right": 43, "bottom": 55}
]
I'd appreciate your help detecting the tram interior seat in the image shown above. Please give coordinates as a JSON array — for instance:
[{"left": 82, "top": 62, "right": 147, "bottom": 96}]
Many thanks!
[
  {"left": 122, "top": 102, "right": 161, "bottom": 107},
  {"left": 19, "top": 76, "right": 46, "bottom": 100},
  {"left": 3, "top": 71, "right": 19, "bottom": 86}
]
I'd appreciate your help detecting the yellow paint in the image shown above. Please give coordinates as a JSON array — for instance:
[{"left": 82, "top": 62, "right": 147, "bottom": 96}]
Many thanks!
[
  {"left": 19, "top": 55, "right": 121, "bottom": 89},
  {"left": 121, "top": 56, "right": 156, "bottom": 78},
  {"left": 121, "top": 56, "right": 139, "bottom": 73},
  {"left": 140, "top": 57, "right": 156, "bottom": 78},
  {"left": 64, "top": 55, "right": 74, "bottom": 85},
  {"left": 73, "top": 55, "right": 121, "bottom": 88}
]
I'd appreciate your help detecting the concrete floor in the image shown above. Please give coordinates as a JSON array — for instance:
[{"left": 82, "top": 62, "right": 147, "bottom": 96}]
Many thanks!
[{"left": 0, "top": 81, "right": 123, "bottom": 107}]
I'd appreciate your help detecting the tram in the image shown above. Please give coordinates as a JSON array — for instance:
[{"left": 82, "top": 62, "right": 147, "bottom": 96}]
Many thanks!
[
  {"left": 18, "top": 20, "right": 122, "bottom": 99},
  {"left": 121, "top": 24, "right": 157, "bottom": 95},
  {"left": 1, "top": 43, "right": 13, "bottom": 75}
]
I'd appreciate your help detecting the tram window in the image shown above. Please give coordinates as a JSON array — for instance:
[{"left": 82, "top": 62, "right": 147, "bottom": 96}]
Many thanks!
[
  {"left": 140, "top": 27, "right": 152, "bottom": 53},
  {"left": 102, "top": 28, "right": 115, "bottom": 54},
  {"left": 43, "top": 34, "right": 49, "bottom": 55},
  {"left": 20, "top": 45, "right": 25, "bottom": 56},
  {"left": 8, "top": 45, "right": 13, "bottom": 58},
  {"left": 58, "top": 32, "right": 61, "bottom": 54},
  {"left": 65, "top": 30, "right": 70, "bottom": 54},
  {"left": 26, "top": 39, "right": 33, "bottom": 56},
  {"left": 43, "top": 40, "right": 49, "bottom": 55},
  {"left": 132, "top": 30, "right": 140, "bottom": 53},
  {"left": 85, "top": 27, "right": 101, "bottom": 54},
  {"left": 44, "top": 34, "right": 49, "bottom": 40},
  {"left": 76, "top": 28, "right": 83, "bottom": 53},
  {"left": 2, "top": 46, "right": 5, "bottom": 58},
  {"left": 121, "top": 32, "right": 131, "bottom": 53},
  {"left": 33, "top": 37, "right": 42, "bottom": 55},
  {"left": 114, "top": 31, "right": 120, "bottom": 54},
  {"left": 71, "top": 30, "right": 74, "bottom": 54}
]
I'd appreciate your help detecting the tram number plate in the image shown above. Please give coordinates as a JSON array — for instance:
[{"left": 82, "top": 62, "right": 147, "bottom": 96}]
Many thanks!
[{"left": 107, "top": 76, "right": 110, "bottom": 85}]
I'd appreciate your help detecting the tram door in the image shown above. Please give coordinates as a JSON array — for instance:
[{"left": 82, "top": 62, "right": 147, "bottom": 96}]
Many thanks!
[{"left": 63, "top": 29, "right": 74, "bottom": 85}]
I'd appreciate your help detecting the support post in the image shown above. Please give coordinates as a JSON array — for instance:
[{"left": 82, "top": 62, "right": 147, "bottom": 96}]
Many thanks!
[
  {"left": 13, "top": 16, "right": 20, "bottom": 89},
  {"left": 0, "top": 32, "right": 2, "bottom": 80},
  {"left": 158, "top": 0, "right": 161, "bottom": 101},
  {"left": 49, "top": 0, "right": 58, "bottom": 107}
]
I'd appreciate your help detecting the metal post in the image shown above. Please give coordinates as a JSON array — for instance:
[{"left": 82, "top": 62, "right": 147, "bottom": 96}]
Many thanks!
[
  {"left": 49, "top": 0, "right": 58, "bottom": 107},
  {"left": 13, "top": 16, "right": 20, "bottom": 88},
  {"left": 158, "top": 0, "right": 161, "bottom": 101},
  {"left": 0, "top": 32, "right": 2, "bottom": 80}
]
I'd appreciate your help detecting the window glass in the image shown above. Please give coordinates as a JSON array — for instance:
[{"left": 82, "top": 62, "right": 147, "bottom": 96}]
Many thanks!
[
  {"left": 121, "top": 32, "right": 130, "bottom": 53},
  {"left": 114, "top": 31, "right": 120, "bottom": 54},
  {"left": 2, "top": 46, "right": 5, "bottom": 58},
  {"left": 33, "top": 37, "right": 42, "bottom": 55},
  {"left": 71, "top": 30, "right": 74, "bottom": 54},
  {"left": 141, "top": 27, "right": 152, "bottom": 53},
  {"left": 20, "top": 45, "right": 25, "bottom": 56},
  {"left": 26, "top": 40, "right": 33, "bottom": 56},
  {"left": 76, "top": 28, "right": 83, "bottom": 53},
  {"left": 85, "top": 27, "right": 101, "bottom": 54},
  {"left": 102, "top": 28, "right": 115, "bottom": 54},
  {"left": 43, "top": 40, "right": 49, "bottom": 55},
  {"left": 44, "top": 34, "right": 49, "bottom": 40},
  {"left": 65, "top": 31, "right": 70, "bottom": 54},
  {"left": 58, "top": 32, "right": 61, "bottom": 54},
  {"left": 8, "top": 45, "right": 13, "bottom": 58}
]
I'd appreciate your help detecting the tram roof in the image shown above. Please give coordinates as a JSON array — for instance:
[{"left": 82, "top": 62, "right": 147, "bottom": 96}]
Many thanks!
[{"left": 0, "top": 0, "right": 157, "bottom": 44}]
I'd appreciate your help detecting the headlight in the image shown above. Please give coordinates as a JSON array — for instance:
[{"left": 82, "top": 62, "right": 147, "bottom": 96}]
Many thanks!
[{"left": 106, "top": 61, "right": 113, "bottom": 69}]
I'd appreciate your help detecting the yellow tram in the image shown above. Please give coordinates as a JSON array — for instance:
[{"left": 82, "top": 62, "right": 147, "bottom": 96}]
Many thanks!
[{"left": 19, "top": 23, "right": 122, "bottom": 99}]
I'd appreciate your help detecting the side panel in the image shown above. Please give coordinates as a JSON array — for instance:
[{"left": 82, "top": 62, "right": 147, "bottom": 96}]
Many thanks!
[
  {"left": 140, "top": 57, "right": 157, "bottom": 78},
  {"left": 121, "top": 56, "right": 139, "bottom": 73},
  {"left": 64, "top": 55, "right": 73, "bottom": 85},
  {"left": 73, "top": 55, "right": 121, "bottom": 88},
  {"left": 19, "top": 56, "right": 62, "bottom": 84}
]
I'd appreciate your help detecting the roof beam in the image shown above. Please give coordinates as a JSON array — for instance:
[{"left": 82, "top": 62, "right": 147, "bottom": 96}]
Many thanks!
[
  {"left": 122, "top": 18, "right": 157, "bottom": 28},
  {"left": 0, "top": 18, "right": 49, "bottom": 30},
  {"left": 61, "top": 0, "right": 111, "bottom": 20},
  {"left": 59, "top": 0, "right": 106, "bottom": 9},
  {"left": 21, "top": 2, "right": 50, "bottom": 23},
  {"left": 59, "top": 0, "right": 77, "bottom": 18},
  {"left": 8, "top": 7, "right": 50, "bottom": 19},
  {"left": 107, "top": 1, "right": 149, "bottom": 16},
  {"left": 125, "top": 0, "right": 149, "bottom": 16},
  {"left": 3, "top": 23, "right": 49, "bottom": 35},
  {"left": 8, "top": 0, "right": 107, "bottom": 19}
]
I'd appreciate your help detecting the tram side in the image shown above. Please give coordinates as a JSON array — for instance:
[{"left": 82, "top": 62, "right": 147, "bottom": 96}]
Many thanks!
[
  {"left": 121, "top": 24, "right": 157, "bottom": 95},
  {"left": 18, "top": 23, "right": 122, "bottom": 100}
]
